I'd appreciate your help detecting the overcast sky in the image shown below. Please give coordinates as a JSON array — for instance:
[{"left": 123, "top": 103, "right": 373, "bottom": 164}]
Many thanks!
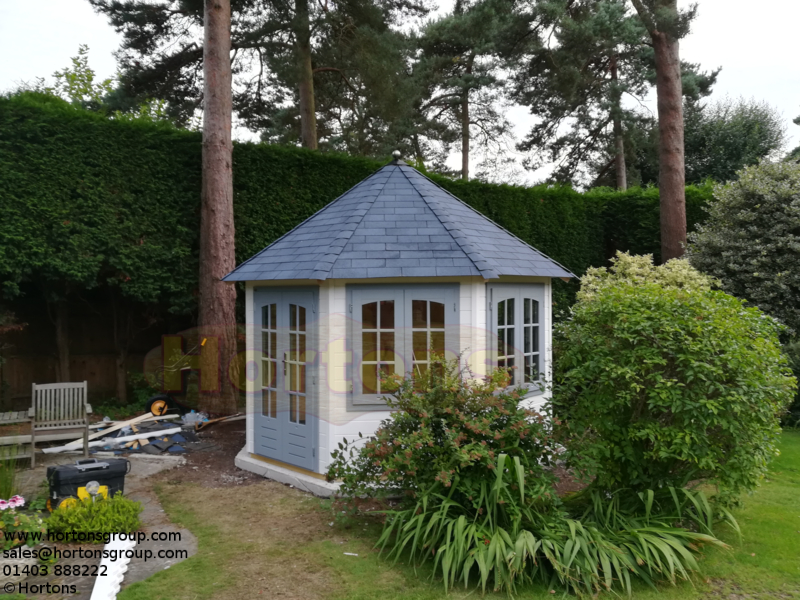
[{"left": 1, "top": 0, "right": 798, "bottom": 180}]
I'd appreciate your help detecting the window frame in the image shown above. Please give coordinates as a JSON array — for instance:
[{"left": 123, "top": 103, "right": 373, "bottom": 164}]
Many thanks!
[
  {"left": 347, "top": 284, "right": 460, "bottom": 409},
  {"left": 487, "top": 283, "right": 546, "bottom": 397}
]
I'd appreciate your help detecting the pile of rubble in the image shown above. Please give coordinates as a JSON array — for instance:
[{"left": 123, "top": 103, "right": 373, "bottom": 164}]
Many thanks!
[{"left": 42, "top": 411, "right": 243, "bottom": 457}]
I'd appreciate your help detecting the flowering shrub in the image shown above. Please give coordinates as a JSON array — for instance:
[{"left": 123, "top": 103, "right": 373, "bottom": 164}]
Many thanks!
[
  {"left": 327, "top": 356, "right": 555, "bottom": 505},
  {"left": 0, "top": 496, "right": 47, "bottom": 551},
  {"left": 553, "top": 254, "right": 796, "bottom": 503},
  {"left": 47, "top": 492, "right": 142, "bottom": 539}
]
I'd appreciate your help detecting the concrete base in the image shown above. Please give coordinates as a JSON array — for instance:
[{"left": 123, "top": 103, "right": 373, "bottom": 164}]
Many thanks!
[{"left": 235, "top": 447, "right": 340, "bottom": 497}]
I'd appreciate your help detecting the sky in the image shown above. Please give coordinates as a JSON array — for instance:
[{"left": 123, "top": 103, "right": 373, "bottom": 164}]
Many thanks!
[{"left": 1, "top": 0, "right": 798, "bottom": 181}]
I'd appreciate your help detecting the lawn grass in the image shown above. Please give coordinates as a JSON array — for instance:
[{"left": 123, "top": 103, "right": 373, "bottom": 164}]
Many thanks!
[{"left": 118, "top": 431, "right": 800, "bottom": 600}]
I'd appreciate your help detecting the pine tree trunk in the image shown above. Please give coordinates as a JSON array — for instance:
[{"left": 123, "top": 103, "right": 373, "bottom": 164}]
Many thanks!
[
  {"left": 461, "top": 92, "right": 469, "bottom": 180},
  {"left": 54, "top": 301, "right": 70, "bottom": 383},
  {"left": 296, "top": 0, "right": 317, "bottom": 149},
  {"left": 652, "top": 30, "right": 686, "bottom": 261},
  {"left": 461, "top": 56, "right": 474, "bottom": 181},
  {"left": 613, "top": 122, "right": 627, "bottom": 190},
  {"left": 610, "top": 57, "right": 627, "bottom": 191},
  {"left": 200, "top": 0, "right": 239, "bottom": 415}
]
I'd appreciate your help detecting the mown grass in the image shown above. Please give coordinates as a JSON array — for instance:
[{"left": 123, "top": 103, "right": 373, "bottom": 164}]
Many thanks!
[{"left": 118, "top": 431, "right": 800, "bottom": 600}]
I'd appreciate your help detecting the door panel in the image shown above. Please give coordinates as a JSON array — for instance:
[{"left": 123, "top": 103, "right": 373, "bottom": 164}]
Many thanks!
[{"left": 253, "top": 289, "right": 317, "bottom": 471}]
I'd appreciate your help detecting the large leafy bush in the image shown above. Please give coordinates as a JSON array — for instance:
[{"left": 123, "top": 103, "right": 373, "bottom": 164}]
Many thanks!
[
  {"left": 553, "top": 253, "right": 796, "bottom": 501},
  {"left": 327, "top": 358, "right": 555, "bottom": 503},
  {"left": 332, "top": 354, "right": 736, "bottom": 595},
  {"left": 688, "top": 161, "right": 800, "bottom": 334}
]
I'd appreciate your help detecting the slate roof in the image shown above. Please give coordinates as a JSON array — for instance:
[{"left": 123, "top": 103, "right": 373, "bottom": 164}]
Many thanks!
[{"left": 223, "top": 161, "right": 575, "bottom": 282}]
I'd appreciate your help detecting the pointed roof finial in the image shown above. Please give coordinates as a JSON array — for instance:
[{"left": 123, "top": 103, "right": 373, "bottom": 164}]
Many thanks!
[{"left": 392, "top": 149, "right": 401, "bottom": 160}]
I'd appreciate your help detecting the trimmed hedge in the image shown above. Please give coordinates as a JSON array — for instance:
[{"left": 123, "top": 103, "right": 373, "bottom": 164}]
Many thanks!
[{"left": 0, "top": 92, "right": 713, "bottom": 313}]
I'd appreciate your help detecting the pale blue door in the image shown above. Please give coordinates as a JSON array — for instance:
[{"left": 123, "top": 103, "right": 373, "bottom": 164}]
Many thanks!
[{"left": 254, "top": 289, "right": 317, "bottom": 471}]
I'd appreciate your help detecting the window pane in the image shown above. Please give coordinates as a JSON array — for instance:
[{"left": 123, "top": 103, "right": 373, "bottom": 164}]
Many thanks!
[
  {"left": 379, "top": 331, "right": 395, "bottom": 361},
  {"left": 497, "top": 300, "right": 505, "bottom": 327},
  {"left": 531, "top": 300, "right": 539, "bottom": 324},
  {"left": 431, "top": 331, "right": 445, "bottom": 354},
  {"left": 298, "top": 395, "right": 306, "bottom": 425},
  {"left": 430, "top": 302, "right": 445, "bottom": 329},
  {"left": 380, "top": 300, "right": 395, "bottom": 329},
  {"left": 362, "top": 364, "right": 378, "bottom": 394},
  {"left": 261, "top": 360, "right": 273, "bottom": 387},
  {"left": 289, "top": 363, "right": 297, "bottom": 392},
  {"left": 270, "top": 332, "right": 276, "bottom": 359},
  {"left": 261, "top": 332, "right": 270, "bottom": 357},
  {"left": 412, "top": 300, "right": 427, "bottom": 328},
  {"left": 299, "top": 333, "right": 306, "bottom": 362},
  {"left": 531, "top": 355, "right": 539, "bottom": 380},
  {"left": 524, "top": 327, "right": 530, "bottom": 353},
  {"left": 262, "top": 306, "right": 269, "bottom": 329},
  {"left": 299, "top": 364, "right": 306, "bottom": 393},
  {"left": 270, "top": 390, "right": 277, "bottom": 418},
  {"left": 524, "top": 299, "right": 530, "bottom": 325},
  {"left": 413, "top": 331, "right": 428, "bottom": 362},
  {"left": 270, "top": 304, "right": 276, "bottom": 328},
  {"left": 413, "top": 363, "right": 428, "bottom": 389},
  {"left": 362, "top": 302, "right": 377, "bottom": 329},
  {"left": 289, "top": 395, "right": 297, "bottom": 423},
  {"left": 532, "top": 326, "right": 539, "bottom": 352},
  {"left": 506, "top": 327, "right": 515, "bottom": 352},
  {"left": 290, "top": 304, "right": 297, "bottom": 331},
  {"left": 299, "top": 306, "right": 306, "bottom": 332},
  {"left": 379, "top": 362, "right": 395, "bottom": 382},
  {"left": 506, "top": 298, "right": 515, "bottom": 325},
  {"left": 362, "top": 332, "right": 377, "bottom": 359},
  {"left": 290, "top": 332, "right": 297, "bottom": 361},
  {"left": 498, "top": 329, "right": 506, "bottom": 358}
]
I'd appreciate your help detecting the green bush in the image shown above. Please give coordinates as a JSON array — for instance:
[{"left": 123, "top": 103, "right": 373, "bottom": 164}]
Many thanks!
[
  {"left": 688, "top": 161, "right": 800, "bottom": 334},
  {"left": 327, "top": 357, "right": 555, "bottom": 503},
  {"left": 553, "top": 253, "right": 797, "bottom": 502},
  {"left": 333, "top": 356, "right": 738, "bottom": 595},
  {"left": 380, "top": 456, "right": 733, "bottom": 595},
  {"left": 47, "top": 493, "right": 142, "bottom": 539}
]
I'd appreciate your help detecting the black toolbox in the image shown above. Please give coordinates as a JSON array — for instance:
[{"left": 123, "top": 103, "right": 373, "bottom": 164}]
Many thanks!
[{"left": 46, "top": 458, "right": 130, "bottom": 508}]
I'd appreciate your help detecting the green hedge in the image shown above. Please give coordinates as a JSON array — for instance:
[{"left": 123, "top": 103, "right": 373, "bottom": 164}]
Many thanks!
[{"left": 0, "top": 92, "right": 713, "bottom": 313}]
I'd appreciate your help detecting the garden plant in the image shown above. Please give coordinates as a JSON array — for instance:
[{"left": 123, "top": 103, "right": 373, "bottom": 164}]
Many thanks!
[
  {"left": 330, "top": 352, "right": 740, "bottom": 595},
  {"left": 47, "top": 492, "right": 143, "bottom": 539},
  {"left": 554, "top": 253, "right": 796, "bottom": 508},
  {"left": 0, "top": 495, "right": 47, "bottom": 551},
  {"left": 688, "top": 161, "right": 800, "bottom": 424}
]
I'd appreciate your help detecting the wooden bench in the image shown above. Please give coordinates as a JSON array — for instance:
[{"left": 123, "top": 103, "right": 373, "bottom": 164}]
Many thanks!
[
  {"left": 0, "top": 411, "right": 30, "bottom": 425},
  {"left": 30, "top": 382, "right": 92, "bottom": 468}
]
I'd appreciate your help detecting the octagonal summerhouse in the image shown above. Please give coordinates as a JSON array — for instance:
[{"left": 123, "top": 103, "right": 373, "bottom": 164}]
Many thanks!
[{"left": 224, "top": 154, "right": 574, "bottom": 495}]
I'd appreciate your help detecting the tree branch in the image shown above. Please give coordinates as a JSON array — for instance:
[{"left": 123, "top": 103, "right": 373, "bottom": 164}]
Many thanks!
[{"left": 629, "top": 0, "right": 657, "bottom": 35}]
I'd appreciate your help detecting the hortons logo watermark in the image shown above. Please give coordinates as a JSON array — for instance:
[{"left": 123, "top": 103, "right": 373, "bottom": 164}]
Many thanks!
[{"left": 142, "top": 316, "right": 513, "bottom": 406}]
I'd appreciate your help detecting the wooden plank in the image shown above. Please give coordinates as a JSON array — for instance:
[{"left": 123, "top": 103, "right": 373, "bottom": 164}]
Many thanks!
[
  {"left": 39, "top": 413, "right": 180, "bottom": 451},
  {"left": 43, "top": 427, "right": 182, "bottom": 453}
]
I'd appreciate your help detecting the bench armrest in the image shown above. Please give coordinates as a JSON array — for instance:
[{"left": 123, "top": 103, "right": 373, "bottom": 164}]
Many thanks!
[{"left": 86, "top": 403, "right": 93, "bottom": 415}]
